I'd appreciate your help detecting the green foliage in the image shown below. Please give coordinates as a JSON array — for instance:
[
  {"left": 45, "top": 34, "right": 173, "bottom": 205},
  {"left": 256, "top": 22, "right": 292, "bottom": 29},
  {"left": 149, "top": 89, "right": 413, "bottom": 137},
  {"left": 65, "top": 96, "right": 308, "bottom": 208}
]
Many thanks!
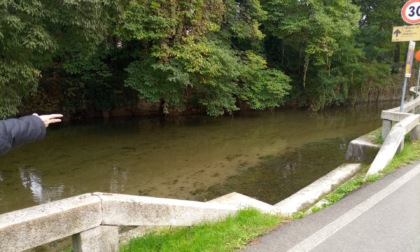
[
  {"left": 384, "top": 139, "right": 420, "bottom": 173},
  {"left": 116, "top": 0, "right": 179, "bottom": 41},
  {"left": 325, "top": 177, "right": 364, "bottom": 204},
  {"left": 262, "top": 0, "right": 393, "bottom": 110},
  {"left": 238, "top": 51, "right": 291, "bottom": 110},
  {"left": 120, "top": 0, "right": 290, "bottom": 116},
  {"left": 222, "top": 0, "right": 266, "bottom": 41},
  {"left": 372, "top": 128, "right": 384, "bottom": 145},
  {"left": 0, "top": 0, "right": 116, "bottom": 117},
  {"left": 120, "top": 208, "right": 282, "bottom": 252},
  {"left": 119, "top": 0, "right": 232, "bottom": 115},
  {"left": 62, "top": 52, "right": 134, "bottom": 112},
  {"left": 311, "top": 206, "right": 321, "bottom": 213},
  {"left": 0, "top": 0, "right": 53, "bottom": 117},
  {"left": 125, "top": 57, "right": 189, "bottom": 113},
  {"left": 1, "top": 0, "right": 411, "bottom": 117},
  {"left": 292, "top": 211, "right": 305, "bottom": 220}
]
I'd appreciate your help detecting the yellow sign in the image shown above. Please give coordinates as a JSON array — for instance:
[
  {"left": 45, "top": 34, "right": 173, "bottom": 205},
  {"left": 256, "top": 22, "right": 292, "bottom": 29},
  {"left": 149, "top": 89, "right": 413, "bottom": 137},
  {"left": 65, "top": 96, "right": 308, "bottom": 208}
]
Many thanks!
[{"left": 392, "top": 25, "right": 420, "bottom": 42}]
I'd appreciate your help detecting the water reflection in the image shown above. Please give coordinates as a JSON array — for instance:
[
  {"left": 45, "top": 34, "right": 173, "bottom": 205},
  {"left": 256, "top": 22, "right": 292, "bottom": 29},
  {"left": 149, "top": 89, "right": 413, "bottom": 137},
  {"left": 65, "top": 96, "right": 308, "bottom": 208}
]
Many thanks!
[
  {"left": 0, "top": 163, "right": 129, "bottom": 209},
  {"left": 110, "top": 165, "right": 128, "bottom": 193},
  {"left": 18, "top": 166, "right": 64, "bottom": 205},
  {"left": 0, "top": 103, "right": 398, "bottom": 214}
]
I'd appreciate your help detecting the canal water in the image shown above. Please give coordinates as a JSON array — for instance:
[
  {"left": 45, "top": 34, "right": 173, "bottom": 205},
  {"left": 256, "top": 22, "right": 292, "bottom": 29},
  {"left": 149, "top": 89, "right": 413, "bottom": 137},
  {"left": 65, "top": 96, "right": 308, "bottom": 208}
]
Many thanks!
[{"left": 0, "top": 103, "right": 394, "bottom": 214}]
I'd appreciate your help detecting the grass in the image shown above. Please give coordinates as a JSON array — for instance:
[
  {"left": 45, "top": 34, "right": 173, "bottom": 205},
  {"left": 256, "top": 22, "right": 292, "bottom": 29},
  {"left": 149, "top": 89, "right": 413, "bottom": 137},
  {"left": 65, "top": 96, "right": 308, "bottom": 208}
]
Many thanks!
[
  {"left": 120, "top": 208, "right": 283, "bottom": 252},
  {"left": 371, "top": 128, "right": 384, "bottom": 144}
]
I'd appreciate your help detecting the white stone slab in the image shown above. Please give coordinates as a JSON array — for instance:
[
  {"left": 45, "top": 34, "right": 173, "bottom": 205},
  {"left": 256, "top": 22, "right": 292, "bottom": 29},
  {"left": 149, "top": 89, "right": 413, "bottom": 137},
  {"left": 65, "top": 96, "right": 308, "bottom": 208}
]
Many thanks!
[
  {"left": 0, "top": 193, "right": 102, "bottom": 252},
  {"left": 275, "top": 164, "right": 362, "bottom": 216}
]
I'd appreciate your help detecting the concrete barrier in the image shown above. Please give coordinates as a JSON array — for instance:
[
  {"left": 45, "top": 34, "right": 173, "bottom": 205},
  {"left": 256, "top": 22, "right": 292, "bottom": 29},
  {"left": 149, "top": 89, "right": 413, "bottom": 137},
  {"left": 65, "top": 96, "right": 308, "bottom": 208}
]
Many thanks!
[
  {"left": 95, "top": 192, "right": 238, "bottom": 226},
  {"left": 365, "top": 111, "right": 420, "bottom": 179},
  {"left": 345, "top": 133, "right": 381, "bottom": 162},
  {"left": 208, "top": 192, "right": 277, "bottom": 214},
  {"left": 0, "top": 193, "right": 240, "bottom": 252},
  {"left": 275, "top": 163, "right": 363, "bottom": 216},
  {"left": 0, "top": 194, "right": 102, "bottom": 252}
]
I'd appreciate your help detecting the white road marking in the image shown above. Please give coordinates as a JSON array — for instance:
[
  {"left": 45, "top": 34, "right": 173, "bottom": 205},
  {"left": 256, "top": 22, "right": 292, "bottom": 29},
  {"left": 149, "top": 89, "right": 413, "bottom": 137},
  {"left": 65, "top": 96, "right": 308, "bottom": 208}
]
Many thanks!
[{"left": 288, "top": 164, "right": 420, "bottom": 252}]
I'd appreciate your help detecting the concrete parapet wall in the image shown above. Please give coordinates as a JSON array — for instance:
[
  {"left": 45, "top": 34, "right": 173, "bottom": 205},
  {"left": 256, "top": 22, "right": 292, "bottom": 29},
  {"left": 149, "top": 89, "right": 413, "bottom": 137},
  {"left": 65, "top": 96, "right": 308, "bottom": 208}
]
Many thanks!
[
  {"left": 381, "top": 111, "right": 412, "bottom": 122},
  {"left": 0, "top": 194, "right": 102, "bottom": 252},
  {"left": 208, "top": 192, "right": 277, "bottom": 214},
  {"left": 96, "top": 192, "right": 237, "bottom": 226},
  {"left": 0, "top": 193, "right": 240, "bottom": 251},
  {"left": 366, "top": 115, "right": 420, "bottom": 177}
]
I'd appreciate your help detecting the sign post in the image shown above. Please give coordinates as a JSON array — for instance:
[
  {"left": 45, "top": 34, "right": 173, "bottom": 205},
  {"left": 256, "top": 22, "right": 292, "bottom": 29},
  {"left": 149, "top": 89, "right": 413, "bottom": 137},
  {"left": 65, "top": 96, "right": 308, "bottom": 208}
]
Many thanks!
[
  {"left": 401, "top": 41, "right": 416, "bottom": 112},
  {"left": 395, "top": 1, "right": 420, "bottom": 111},
  {"left": 415, "top": 51, "right": 420, "bottom": 98}
]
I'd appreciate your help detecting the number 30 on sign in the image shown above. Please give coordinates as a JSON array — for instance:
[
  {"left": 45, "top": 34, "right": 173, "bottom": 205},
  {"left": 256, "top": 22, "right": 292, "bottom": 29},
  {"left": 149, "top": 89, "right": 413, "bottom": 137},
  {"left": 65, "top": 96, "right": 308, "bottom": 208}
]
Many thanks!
[{"left": 402, "top": 0, "right": 420, "bottom": 24}]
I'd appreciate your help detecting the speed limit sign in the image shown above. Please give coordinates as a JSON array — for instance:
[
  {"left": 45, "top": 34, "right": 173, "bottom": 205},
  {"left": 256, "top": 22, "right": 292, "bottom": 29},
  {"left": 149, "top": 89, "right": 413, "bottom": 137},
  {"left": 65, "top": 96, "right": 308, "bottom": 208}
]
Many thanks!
[{"left": 402, "top": 0, "right": 420, "bottom": 24}]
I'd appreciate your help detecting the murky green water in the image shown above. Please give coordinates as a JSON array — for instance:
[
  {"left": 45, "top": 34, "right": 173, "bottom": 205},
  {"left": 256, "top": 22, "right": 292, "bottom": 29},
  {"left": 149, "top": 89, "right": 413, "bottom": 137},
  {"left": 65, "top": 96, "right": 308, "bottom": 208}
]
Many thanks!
[{"left": 0, "top": 103, "right": 394, "bottom": 214}]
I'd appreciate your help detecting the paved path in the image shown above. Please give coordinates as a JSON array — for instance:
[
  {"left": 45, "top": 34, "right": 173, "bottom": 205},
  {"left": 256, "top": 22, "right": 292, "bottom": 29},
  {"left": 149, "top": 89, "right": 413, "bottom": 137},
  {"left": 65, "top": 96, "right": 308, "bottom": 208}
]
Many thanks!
[{"left": 242, "top": 161, "right": 420, "bottom": 252}]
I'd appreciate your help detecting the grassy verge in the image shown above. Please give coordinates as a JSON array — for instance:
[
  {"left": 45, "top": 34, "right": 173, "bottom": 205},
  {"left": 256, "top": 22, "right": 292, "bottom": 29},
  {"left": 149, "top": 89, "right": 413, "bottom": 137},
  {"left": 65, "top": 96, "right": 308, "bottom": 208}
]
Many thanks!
[{"left": 120, "top": 208, "right": 283, "bottom": 252}]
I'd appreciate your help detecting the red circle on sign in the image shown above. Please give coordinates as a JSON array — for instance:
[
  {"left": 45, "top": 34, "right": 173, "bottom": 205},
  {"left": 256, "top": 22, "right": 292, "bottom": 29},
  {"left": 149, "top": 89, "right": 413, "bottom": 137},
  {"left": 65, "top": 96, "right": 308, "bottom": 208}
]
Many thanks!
[
  {"left": 402, "top": 0, "right": 420, "bottom": 24},
  {"left": 415, "top": 50, "right": 420, "bottom": 62}
]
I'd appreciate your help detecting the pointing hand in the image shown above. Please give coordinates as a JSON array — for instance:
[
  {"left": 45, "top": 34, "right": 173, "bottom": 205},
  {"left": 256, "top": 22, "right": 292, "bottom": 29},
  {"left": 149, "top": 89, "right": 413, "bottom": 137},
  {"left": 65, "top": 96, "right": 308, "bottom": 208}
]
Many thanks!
[{"left": 33, "top": 113, "right": 64, "bottom": 127}]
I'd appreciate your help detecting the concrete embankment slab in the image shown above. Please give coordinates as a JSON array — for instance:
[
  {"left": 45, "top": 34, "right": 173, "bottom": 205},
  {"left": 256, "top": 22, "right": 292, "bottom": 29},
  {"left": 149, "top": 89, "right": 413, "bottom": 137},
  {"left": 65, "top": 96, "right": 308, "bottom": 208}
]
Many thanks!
[
  {"left": 345, "top": 132, "right": 381, "bottom": 163},
  {"left": 274, "top": 163, "right": 362, "bottom": 216}
]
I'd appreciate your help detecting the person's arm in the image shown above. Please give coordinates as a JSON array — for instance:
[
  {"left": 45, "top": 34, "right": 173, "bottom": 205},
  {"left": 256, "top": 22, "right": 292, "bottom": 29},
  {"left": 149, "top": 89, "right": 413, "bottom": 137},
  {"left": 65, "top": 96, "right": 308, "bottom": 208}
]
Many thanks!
[
  {"left": 0, "top": 114, "right": 63, "bottom": 155},
  {"left": 32, "top": 113, "right": 63, "bottom": 127}
]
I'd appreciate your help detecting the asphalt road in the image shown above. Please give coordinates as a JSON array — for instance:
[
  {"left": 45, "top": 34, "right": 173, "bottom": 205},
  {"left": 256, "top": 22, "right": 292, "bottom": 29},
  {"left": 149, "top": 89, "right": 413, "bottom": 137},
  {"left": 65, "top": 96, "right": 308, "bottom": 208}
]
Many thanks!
[{"left": 242, "top": 161, "right": 420, "bottom": 252}]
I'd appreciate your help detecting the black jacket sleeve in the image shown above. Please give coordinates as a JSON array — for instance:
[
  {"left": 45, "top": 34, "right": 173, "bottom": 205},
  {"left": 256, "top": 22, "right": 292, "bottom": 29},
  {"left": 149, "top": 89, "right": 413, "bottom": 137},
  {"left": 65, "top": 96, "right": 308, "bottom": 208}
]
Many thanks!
[{"left": 0, "top": 115, "right": 46, "bottom": 155}]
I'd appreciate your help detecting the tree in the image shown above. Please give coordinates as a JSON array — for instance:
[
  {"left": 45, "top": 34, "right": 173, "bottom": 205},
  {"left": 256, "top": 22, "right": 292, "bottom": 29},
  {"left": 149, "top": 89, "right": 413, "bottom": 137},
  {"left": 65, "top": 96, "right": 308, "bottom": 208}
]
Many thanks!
[
  {"left": 353, "top": 0, "right": 405, "bottom": 71},
  {"left": 0, "top": 1, "right": 53, "bottom": 117},
  {"left": 119, "top": 0, "right": 291, "bottom": 116},
  {"left": 262, "top": 0, "right": 364, "bottom": 109},
  {"left": 0, "top": 0, "right": 116, "bottom": 118}
]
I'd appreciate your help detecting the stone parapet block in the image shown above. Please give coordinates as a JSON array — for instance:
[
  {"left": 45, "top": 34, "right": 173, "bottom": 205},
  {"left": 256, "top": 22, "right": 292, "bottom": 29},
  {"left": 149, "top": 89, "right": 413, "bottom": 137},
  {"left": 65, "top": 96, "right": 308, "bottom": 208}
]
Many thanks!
[
  {"left": 207, "top": 192, "right": 277, "bottom": 214},
  {"left": 73, "top": 225, "right": 119, "bottom": 252},
  {"left": 94, "top": 193, "right": 238, "bottom": 226},
  {"left": 0, "top": 193, "right": 102, "bottom": 252}
]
